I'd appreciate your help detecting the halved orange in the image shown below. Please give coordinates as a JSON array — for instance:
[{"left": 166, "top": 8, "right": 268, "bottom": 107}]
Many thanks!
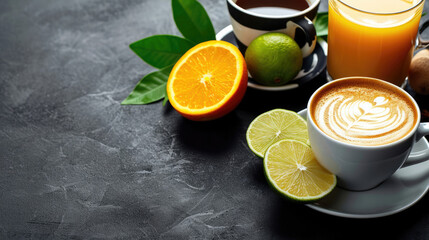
[{"left": 167, "top": 40, "right": 248, "bottom": 121}]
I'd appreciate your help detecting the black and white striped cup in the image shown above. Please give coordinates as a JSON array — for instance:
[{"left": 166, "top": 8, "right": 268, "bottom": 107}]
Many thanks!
[{"left": 226, "top": 0, "right": 320, "bottom": 57}]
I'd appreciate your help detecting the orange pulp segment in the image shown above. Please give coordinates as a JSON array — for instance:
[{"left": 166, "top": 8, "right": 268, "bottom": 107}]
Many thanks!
[{"left": 167, "top": 40, "right": 248, "bottom": 121}]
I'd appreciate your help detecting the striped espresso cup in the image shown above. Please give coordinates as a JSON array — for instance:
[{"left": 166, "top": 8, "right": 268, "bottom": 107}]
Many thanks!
[{"left": 226, "top": 0, "right": 320, "bottom": 57}]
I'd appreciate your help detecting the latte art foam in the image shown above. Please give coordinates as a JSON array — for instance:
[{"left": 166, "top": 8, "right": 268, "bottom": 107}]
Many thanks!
[{"left": 311, "top": 79, "right": 417, "bottom": 146}]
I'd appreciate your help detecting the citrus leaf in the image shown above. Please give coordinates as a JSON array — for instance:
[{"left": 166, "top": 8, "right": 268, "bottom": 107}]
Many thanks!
[
  {"left": 162, "top": 87, "right": 169, "bottom": 106},
  {"left": 172, "top": 0, "right": 216, "bottom": 44},
  {"left": 129, "top": 35, "right": 194, "bottom": 69},
  {"left": 315, "top": 12, "right": 328, "bottom": 37},
  {"left": 122, "top": 65, "right": 173, "bottom": 105}
]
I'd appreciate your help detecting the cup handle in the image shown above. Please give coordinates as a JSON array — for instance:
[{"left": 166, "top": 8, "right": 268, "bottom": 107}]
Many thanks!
[
  {"left": 416, "top": 122, "right": 429, "bottom": 142},
  {"left": 284, "top": 16, "right": 317, "bottom": 58},
  {"left": 416, "top": 20, "right": 429, "bottom": 49},
  {"left": 402, "top": 122, "right": 429, "bottom": 167}
]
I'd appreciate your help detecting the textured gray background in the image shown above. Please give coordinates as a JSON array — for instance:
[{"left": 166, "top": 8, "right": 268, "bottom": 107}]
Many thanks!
[{"left": 1, "top": 0, "right": 429, "bottom": 239}]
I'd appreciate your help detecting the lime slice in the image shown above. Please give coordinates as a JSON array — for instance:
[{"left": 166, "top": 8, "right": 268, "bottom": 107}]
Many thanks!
[
  {"left": 264, "top": 139, "right": 336, "bottom": 202},
  {"left": 246, "top": 109, "right": 309, "bottom": 158}
]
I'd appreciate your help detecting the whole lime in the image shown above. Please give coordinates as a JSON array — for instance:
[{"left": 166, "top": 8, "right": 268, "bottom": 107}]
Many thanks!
[{"left": 245, "top": 33, "right": 303, "bottom": 86}]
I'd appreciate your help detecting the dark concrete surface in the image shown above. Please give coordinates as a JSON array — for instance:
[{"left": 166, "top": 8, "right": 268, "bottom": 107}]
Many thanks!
[{"left": 1, "top": 0, "right": 429, "bottom": 239}]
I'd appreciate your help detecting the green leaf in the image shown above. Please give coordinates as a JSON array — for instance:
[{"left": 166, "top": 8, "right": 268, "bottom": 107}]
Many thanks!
[
  {"left": 162, "top": 88, "right": 169, "bottom": 106},
  {"left": 129, "top": 35, "right": 194, "bottom": 69},
  {"left": 122, "top": 65, "right": 173, "bottom": 105},
  {"left": 172, "top": 0, "right": 216, "bottom": 44},
  {"left": 315, "top": 12, "right": 328, "bottom": 37}
]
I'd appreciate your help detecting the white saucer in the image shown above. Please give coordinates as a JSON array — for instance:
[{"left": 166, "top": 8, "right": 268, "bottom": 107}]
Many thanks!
[
  {"left": 298, "top": 109, "right": 429, "bottom": 219},
  {"left": 216, "top": 25, "right": 327, "bottom": 91}
]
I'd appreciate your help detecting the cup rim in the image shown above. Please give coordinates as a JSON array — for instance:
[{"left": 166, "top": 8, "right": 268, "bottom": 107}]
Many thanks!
[
  {"left": 226, "top": 0, "right": 321, "bottom": 19},
  {"left": 307, "top": 77, "right": 421, "bottom": 149},
  {"left": 336, "top": 0, "right": 424, "bottom": 16}
]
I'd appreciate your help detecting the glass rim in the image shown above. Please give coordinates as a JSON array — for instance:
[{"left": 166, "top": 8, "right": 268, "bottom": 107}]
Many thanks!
[{"left": 337, "top": 0, "right": 424, "bottom": 15}]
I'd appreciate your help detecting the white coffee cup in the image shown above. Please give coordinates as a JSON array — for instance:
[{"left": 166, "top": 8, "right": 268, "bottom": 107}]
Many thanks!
[{"left": 307, "top": 77, "right": 429, "bottom": 191}]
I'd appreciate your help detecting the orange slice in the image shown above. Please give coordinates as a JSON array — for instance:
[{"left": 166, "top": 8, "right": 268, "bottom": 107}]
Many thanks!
[{"left": 167, "top": 40, "right": 248, "bottom": 121}]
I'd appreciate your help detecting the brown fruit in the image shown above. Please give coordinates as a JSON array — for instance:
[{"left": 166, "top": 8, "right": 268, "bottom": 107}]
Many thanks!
[
  {"left": 413, "top": 48, "right": 429, "bottom": 60},
  {"left": 408, "top": 49, "right": 429, "bottom": 95}
]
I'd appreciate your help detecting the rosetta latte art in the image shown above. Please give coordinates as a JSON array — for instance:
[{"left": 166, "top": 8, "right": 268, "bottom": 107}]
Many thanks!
[{"left": 316, "top": 95, "right": 412, "bottom": 145}]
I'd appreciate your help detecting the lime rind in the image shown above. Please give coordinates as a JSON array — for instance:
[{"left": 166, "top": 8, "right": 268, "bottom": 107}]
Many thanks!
[
  {"left": 245, "top": 33, "right": 303, "bottom": 86},
  {"left": 263, "top": 139, "right": 336, "bottom": 202},
  {"left": 246, "top": 109, "right": 309, "bottom": 158}
]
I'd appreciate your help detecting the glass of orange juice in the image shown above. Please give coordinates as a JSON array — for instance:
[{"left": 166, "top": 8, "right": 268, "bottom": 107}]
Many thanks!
[{"left": 327, "top": 0, "right": 427, "bottom": 86}]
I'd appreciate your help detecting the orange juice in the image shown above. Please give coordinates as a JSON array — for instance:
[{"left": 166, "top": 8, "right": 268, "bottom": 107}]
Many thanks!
[{"left": 327, "top": 0, "right": 425, "bottom": 86}]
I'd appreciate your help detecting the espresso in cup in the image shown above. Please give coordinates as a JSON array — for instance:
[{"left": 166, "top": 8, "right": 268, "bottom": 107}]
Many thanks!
[
  {"left": 235, "top": 0, "right": 310, "bottom": 15},
  {"left": 226, "top": 0, "right": 320, "bottom": 57},
  {"left": 310, "top": 78, "right": 418, "bottom": 146}
]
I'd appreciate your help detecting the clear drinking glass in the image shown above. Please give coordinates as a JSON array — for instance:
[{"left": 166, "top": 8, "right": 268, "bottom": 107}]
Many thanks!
[{"left": 327, "top": 0, "right": 428, "bottom": 86}]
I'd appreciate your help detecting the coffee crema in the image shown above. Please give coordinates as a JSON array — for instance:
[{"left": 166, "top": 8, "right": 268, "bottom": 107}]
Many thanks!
[
  {"left": 235, "top": 0, "right": 309, "bottom": 15},
  {"left": 310, "top": 78, "right": 417, "bottom": 146}
]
